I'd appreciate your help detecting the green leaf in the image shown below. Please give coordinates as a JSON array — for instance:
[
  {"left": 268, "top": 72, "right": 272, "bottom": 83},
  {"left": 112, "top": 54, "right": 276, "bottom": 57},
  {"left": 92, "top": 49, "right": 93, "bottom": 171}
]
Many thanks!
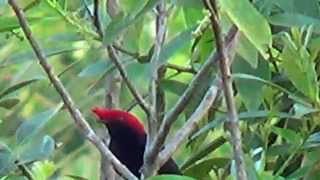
[
  {"left": 269, "top": 13, "right": 320, "bottom": 32},
  {"left": 15, "top": 103, "right": 63, "bottom": 144},
  {"left": 148, "top": 175, "right": 196, "bottom": 180},
  {"left": 0, "top": 79, "right": 39, "bottom": 99},
  {"left": 158, "top": 27, "right": 194, "bottom": 64},
  {"left": 181, "top": 137, "right": 227, "bottom": 170},
  {"left": 236, "top": 33, "right": 258, "bottom": 68},
  {"left": 30, "top": 161, "right": 56, "bottom": 180},
  {"left": 0, "top": 98, "right": 20, "bottom": 109},
  {"left": 184, "top": 158, "right": 229, "bottom": 179},
  {"left": 0, "top": 17, "right": 41, "bottom": 32},
  {"left": 281, "top": 33, "right": 319, "bottom": 102},
  {"left": 232, "top": 73, "right": 311, "bottom": 106},
  {"left": 232, "top": 57, "right": 270, "bottom": 111},
  {"left": 271, "top": 127, "right": 303, "bottom": 145},
  {"left": 182, "top": 6, "right": 203, "bottom": 28},
  {"left": 220, "top": 0, "right": 272, "bottom": 58}
]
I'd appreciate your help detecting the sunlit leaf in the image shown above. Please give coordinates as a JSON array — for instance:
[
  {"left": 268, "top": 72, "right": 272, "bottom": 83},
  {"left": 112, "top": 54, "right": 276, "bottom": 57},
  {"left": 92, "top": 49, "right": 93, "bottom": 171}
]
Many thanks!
[
  {"left": 220, "top": 0, "right": 272, "bottom": 58},
  {"left": 158, "top": 27, "right": 194, "bottom": 64},
  {"left": 30, "top": 161, "right": 56, "bottom": 180},
  {"left": 281, "top": 32, "right": 319, "bottom": 102}
]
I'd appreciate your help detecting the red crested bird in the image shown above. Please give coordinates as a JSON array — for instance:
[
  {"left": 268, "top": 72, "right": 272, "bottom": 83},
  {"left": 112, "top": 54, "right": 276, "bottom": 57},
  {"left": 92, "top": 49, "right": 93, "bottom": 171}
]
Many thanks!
[{"left": 92, "top": 107, "right": 181, "bottom": 177}]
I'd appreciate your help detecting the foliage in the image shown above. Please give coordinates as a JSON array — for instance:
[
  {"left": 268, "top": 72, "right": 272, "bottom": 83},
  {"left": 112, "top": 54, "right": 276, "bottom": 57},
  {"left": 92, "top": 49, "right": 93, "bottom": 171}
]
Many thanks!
[{"left": 0, "top": 0, "right": 320, "bottom": 179}]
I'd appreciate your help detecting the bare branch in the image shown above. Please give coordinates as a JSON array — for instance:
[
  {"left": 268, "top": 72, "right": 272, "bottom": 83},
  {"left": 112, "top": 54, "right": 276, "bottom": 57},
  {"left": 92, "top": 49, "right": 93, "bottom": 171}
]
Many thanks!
[
  {"left": 203, "top": 0, "right": 247, "bottom": 179},
  {"left": 158, "top": 85, "right": 220, "bottom": 168},
  {"left": 8, "top": 1, "right": 137, "bottom": 179},
  {"left": 142, "top": 1, "right": 168, "bottom": 177}
]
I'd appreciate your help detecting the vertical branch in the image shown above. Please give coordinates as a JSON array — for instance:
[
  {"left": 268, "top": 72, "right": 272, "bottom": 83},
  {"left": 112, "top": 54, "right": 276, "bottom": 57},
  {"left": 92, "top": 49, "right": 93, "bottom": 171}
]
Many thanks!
[
  {"left": 203, "top": 0, "right": 247, "bottom": 179},
  {"left": 100, "top": 1, "right": 123, "bottom": 179},
  {"left": 148, "top": 1, "right": 167, "bottom": 139},
  {"left": 142, "top": 1, "right": 167, "bottom": 178},
  {"left": 8, "top": 1, "right": 137, "bottom": 179}
]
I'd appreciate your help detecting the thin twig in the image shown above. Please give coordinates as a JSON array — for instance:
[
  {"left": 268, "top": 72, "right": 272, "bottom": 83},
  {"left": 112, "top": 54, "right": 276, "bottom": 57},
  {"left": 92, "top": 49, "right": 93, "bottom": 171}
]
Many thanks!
[
  {"left": 204, "top": 0, "right": 247, "bottom": 179},
  {"left": 8, "top": 1, "right": 137, "bottom": 179},
  {"left": 107, "top": 46, "right": 150, "bottom": 115}
]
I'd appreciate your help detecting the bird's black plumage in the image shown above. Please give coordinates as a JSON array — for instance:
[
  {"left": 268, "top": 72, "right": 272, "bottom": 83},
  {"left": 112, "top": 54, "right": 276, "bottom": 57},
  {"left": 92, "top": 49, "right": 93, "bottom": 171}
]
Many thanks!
[{"left": 92, "top": 107, "right": 181, "bottom": 177}]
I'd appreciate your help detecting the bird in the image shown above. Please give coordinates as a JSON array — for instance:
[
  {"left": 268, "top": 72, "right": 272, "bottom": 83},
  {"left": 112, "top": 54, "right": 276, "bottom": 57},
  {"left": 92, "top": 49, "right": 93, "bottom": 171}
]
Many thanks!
[{"left": 91, "top": 107, "right": 181, "bottom": 177}]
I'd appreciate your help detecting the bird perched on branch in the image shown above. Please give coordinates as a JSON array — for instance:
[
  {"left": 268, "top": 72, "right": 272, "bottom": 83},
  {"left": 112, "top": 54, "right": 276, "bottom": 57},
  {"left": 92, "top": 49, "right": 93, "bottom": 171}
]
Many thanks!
[{"left": 92, "top": 107, "right": 181, "bottom": 177}]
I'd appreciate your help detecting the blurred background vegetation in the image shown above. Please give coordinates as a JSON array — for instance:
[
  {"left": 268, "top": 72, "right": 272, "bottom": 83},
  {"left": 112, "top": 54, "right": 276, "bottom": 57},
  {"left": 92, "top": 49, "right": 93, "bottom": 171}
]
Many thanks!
[{"left": 1, "top": 0, "right": 320, "bottom": 179}]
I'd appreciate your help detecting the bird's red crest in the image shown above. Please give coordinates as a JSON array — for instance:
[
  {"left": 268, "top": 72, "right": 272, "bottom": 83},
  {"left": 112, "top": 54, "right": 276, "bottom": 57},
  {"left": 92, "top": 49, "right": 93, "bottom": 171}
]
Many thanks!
[{"left": 91, "top": 107, "right": 145, "bottom": 135}]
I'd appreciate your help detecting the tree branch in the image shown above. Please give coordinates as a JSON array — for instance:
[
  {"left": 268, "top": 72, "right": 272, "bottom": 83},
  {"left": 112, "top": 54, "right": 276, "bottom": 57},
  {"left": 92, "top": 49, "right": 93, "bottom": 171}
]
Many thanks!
[
  {"left": 142, "top": 1, "right": 168, "bottom": 177},
  {"left": 147, "top": 26, "right": 239, "bottom": 174},
  {"left": 8, "top": 1, "right": 137, "bottom": 179},
  {"left": 203, "top": 0, "right": 247, "bottom": 179},
  {"left": 158, "top": 84, "right": 220, "bottom": 169}
]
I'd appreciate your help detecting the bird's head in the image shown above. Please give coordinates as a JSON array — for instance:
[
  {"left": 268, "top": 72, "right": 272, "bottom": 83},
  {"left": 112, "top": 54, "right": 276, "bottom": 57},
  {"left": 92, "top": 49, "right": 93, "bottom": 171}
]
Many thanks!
[{"left": 91, "top": 107, "right": 145, "bottom": 137}]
